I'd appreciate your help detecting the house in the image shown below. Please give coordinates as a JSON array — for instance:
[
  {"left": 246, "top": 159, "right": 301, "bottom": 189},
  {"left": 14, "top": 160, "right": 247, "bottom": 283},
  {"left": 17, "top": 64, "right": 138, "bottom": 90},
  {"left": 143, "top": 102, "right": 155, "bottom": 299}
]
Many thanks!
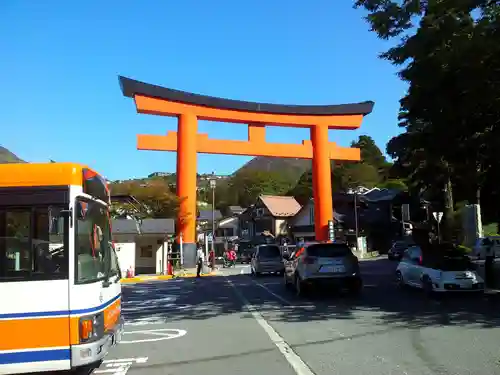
[
  {"left": 289, "top": 198, "right": 358, "bottom": 242},
  {"left": 226, "top": 205, "right": 244, "bottom": 216},
  {"left": 197, "top": 209, "right": 223, "bottom": 223},
  {"left": 113, "top": 218, "right": 175, "bottom": 276},
  {"left": 288, "top": 188, "right": 416, "bottom": 250},
  {"left": 239, "top": 195, "right": 301, "bottom": 240},
  {"left": 215, "top": 216, "right": 239, "bottom": 238}
]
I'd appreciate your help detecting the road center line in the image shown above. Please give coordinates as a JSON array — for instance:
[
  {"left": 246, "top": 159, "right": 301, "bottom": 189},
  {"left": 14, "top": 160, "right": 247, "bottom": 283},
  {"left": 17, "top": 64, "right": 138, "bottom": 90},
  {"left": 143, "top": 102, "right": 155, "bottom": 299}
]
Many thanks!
[{"left": 226, "top": 278, "right": 316, "bottom": 375}]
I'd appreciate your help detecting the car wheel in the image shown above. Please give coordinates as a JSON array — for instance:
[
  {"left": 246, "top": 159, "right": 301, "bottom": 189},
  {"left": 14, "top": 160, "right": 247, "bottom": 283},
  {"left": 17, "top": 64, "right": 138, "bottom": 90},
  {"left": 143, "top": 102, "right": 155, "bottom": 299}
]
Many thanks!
[
  {"left": 422, "top": 276, "right": 434, "bottom": 297},
  {"left": 395, "top": 271, "right": 405, "bottom": 289},
  {"left": 348, "top": 277, "right": 362, "bottom": 296}
]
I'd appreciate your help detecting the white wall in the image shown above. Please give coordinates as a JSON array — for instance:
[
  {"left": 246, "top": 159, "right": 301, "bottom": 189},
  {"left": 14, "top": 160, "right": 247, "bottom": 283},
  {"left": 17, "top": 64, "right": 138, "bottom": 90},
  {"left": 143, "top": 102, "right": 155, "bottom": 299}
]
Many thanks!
[
  {"left": 135, "top": 236, "right": 162, "bottom": 274},
  {"left": 155, "top": 242, "right": 168, "bottom": 274},
  {"left": 114, "top": 233, "right": 172, "bottom": 276},
  {"left": 114, "top": 233, "right": 136, "bottom": 276},
  {"left": 274, "top": 218, "right": 288, "bottom": 236}
]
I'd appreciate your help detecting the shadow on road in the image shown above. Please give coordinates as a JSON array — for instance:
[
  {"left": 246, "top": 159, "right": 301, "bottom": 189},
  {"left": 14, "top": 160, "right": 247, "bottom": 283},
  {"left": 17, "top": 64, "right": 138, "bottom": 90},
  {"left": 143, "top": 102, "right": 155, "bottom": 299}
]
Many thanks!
[{"left": 122, "top": 258, "right": 500, "bottom": 330}]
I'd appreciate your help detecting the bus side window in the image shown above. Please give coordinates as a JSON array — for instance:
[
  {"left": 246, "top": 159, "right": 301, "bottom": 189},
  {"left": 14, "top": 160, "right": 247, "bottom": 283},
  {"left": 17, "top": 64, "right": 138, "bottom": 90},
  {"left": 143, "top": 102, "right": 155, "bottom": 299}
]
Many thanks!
[
  {"left": 0, "top": 207, "right": 68, "bottom": 282},
  {"left": 0, "top": 210, "right": 31, "bottom": 279}
]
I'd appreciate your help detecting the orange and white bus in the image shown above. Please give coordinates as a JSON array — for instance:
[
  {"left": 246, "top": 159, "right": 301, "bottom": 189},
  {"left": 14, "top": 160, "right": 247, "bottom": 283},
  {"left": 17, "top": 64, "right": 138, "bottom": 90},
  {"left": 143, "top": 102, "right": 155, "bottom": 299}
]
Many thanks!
[{"left": 0, "top": 162, "right": 123, "bottom": 374}]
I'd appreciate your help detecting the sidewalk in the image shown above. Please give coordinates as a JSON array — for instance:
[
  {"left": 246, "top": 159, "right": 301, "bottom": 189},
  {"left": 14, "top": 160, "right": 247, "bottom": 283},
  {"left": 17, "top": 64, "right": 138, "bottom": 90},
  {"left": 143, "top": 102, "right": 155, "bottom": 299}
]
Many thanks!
[
  {"left": 121, "top": 266, "right": 220, "bottom": 284},
  {"left": 354, "top": 250, "right": 380, "bottom": 259}
]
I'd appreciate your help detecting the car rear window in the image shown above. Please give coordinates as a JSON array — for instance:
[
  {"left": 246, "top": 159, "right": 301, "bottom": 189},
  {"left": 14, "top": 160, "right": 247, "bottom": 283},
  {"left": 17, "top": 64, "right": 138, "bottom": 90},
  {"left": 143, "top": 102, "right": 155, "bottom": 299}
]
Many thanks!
[
  {"left": 258, "top": 245, "right": 281, "bottom": 258},
  {"left": 394, "top": 242, "right": 411, "bottom": 248},
  {"left": 307, "top": 244, "right": 351, "bottom": 257},
  {"left": 436, "top": 257, "right": 472, "bottom": 271}
]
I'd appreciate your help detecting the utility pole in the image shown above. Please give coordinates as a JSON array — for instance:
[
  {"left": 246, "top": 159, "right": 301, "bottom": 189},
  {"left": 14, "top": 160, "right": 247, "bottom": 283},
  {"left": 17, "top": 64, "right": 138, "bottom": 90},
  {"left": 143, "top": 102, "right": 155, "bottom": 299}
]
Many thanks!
[
  {"left": 209, "top": 178, "right": 217, "bottom": 255},
  {"left": 348, "top": 188, "right": 359, "bottom": 251},
  {"left": 354, "top": 190, "right": 359, "bottom": 251}
]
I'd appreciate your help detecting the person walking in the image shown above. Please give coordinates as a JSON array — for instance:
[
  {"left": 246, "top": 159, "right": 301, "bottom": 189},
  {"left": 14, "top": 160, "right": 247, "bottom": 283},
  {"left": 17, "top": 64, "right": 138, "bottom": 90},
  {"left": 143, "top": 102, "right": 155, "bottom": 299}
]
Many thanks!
[
  {"left": 196, "top": 245, "right": 205, "bottom": 278},
  {"left": 208, "top": 248, "right": 215, "bottom": 270}
]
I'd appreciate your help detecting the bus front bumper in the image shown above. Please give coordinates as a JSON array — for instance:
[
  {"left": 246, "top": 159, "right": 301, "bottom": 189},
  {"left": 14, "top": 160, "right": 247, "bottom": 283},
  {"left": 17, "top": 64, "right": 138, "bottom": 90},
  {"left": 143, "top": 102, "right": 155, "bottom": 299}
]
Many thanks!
[{"left": 71, "top": 316, "right": 125, "bottom": 368}]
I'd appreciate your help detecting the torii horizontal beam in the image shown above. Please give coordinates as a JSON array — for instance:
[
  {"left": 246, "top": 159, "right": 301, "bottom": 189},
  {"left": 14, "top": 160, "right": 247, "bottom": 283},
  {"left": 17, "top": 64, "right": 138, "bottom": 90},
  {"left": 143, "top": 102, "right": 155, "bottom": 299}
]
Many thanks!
[{"left": 137, "top": 128, "right": 361, "bottom": 161}]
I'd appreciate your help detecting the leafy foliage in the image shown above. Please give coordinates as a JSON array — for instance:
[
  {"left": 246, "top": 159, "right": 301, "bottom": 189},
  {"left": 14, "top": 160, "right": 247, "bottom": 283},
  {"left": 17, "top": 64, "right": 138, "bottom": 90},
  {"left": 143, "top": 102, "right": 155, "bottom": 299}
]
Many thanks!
[
  {"left": 110, "top": 179, "right": 181, "bottom": 219},
  {"left": 355, "top": 0, "right": 500, "bottom": 229},
  {"left": 288, "top": 135, "right": 404, "bottom": 202}
]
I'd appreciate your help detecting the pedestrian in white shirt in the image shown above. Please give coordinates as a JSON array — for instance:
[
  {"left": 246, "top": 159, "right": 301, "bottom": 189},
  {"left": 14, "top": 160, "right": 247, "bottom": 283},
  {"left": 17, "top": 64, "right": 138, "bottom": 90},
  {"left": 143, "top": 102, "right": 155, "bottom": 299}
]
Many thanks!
[{"left": 196, "top": 246, "right": 205, "bottom": 278}]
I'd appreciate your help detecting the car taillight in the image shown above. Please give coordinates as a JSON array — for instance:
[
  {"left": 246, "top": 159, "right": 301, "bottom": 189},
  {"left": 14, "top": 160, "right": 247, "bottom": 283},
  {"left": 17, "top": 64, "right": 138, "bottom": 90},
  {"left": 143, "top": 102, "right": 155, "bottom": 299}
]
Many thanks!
[{"left": 303, "top": 256, "right": 315, "bottom": 264}]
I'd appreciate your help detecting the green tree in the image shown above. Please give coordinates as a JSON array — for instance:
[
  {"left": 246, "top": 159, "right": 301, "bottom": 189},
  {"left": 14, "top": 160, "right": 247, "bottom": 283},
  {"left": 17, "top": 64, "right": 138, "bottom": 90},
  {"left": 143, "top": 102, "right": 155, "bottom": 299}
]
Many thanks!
[
  {"left": 354, "top": 0, "right": 500, "bottom": 235},
  {"left": 288, "top": 170, "right": 313, "bottom": 205},
  {"left": 288, "top": 135, "right": 393, "bottom": 200},
  {"left": 377, "top": 179, "right": 408, "bottom": 191},
  {"left": 228, "top": 170, "right": 295, "bottom": 207},
  {"left": 337, "top": 163, "right": 381, "bottom": 190},
  {"left": 110, "top": 179, "right": 181, "bottom": 219}
]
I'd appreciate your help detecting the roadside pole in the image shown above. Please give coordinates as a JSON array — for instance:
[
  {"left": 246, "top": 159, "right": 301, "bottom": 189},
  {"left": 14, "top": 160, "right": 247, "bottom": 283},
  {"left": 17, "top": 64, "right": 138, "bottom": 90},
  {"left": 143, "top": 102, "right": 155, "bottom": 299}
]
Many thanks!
[
  {"left": 432, "top": 211, "right": 444, "bottom": 244},
  {"left": 180, "top": 232, "right": 184, "bottom": 267},
  {"left": 205, "top": 233, "right": 209, "bottom": 266}
]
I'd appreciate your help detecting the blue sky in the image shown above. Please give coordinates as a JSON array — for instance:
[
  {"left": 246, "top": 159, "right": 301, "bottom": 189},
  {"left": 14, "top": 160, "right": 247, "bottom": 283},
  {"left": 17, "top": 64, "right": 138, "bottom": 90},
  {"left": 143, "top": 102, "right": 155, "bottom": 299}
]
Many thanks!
[{"left": 0, "top": 0, "right": 406, "bottom": 181}]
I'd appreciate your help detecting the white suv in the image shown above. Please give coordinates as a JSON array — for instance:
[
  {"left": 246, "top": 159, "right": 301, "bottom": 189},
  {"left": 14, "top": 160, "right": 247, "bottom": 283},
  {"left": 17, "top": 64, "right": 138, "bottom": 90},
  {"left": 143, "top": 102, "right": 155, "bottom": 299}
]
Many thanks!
[{"left": 396, "top": 246, "right": 484, "bottom": 294}]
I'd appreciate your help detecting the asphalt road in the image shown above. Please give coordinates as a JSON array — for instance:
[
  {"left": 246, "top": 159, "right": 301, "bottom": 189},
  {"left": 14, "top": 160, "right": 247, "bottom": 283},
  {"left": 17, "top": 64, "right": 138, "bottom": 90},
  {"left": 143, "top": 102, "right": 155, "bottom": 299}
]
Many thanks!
[{"left": 98, "top": 257, "right": 500, "bottom": 375}]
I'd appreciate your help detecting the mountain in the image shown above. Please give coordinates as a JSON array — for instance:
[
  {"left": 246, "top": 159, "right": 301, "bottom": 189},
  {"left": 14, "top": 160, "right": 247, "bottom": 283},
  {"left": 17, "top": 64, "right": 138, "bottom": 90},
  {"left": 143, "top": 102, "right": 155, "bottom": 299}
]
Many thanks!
[
  {"left": 0, "top": 147, "right": 25, "bottom": 163},
  {"left": 234, "top": 157, "right": 311, "bottom": 181}
]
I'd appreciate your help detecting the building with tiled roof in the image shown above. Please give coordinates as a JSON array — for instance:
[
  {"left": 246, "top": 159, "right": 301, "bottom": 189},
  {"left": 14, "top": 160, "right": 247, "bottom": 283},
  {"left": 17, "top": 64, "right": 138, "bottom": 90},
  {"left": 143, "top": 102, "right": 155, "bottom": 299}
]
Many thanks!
[{"left": 238, "top": 195, "right": 301, "bottom": 240}]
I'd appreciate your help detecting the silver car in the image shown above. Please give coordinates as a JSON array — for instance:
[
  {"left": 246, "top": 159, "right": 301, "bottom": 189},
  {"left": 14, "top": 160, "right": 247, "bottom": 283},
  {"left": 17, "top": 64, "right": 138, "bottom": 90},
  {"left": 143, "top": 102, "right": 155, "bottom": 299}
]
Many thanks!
[
  {"left": 251, "top": 244, "right": 284, "bottom": 276},
  {"left": 283, "top": 242, "right": 362, "bottom": 296}
]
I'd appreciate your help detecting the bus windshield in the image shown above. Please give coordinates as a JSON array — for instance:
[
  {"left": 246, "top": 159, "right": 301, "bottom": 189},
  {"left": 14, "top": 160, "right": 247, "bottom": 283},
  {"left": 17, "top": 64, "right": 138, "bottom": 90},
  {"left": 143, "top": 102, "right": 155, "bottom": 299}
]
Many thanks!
[{"left": 75, "top": 198, "right": 112, "bottom": 283}]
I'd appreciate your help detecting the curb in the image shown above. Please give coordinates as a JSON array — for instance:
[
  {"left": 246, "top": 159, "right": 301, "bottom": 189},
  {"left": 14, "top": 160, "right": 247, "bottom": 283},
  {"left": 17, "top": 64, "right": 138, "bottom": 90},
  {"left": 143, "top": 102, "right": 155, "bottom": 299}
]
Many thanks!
[
  {"left": 121, "top": 272, "right": 218, "bottom": 284},
  {"left": 356, "top": 251, "right": 380, "bottom": 260}
]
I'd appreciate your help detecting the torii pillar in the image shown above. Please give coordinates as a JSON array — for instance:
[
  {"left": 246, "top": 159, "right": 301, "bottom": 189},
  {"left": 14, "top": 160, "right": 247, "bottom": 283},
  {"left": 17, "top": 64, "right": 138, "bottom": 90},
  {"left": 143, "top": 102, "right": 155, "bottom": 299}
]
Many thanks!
[{"left": 119, "top": 76, "right": 374, "bottom": 267}]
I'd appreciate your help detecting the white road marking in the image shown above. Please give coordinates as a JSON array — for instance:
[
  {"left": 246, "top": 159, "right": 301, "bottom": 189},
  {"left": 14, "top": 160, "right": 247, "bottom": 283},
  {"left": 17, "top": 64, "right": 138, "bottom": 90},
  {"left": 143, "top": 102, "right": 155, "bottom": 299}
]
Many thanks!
[
  {"left": 101, "top": 358, "right": 148, "bottom": 363},
  {"left": 227, "top": 278, "right": 315, "bottom": 375},
  {"left": 251, "top": 278, "right": 315, "bottom": 309},
  {"left": 121, "top": 328, "right": 187, "bottom": 344},
  {"left": 94, "top": 357, "right": 148, "bottom": 375},
  {"left": 124, "top": 317, "right": 168, "bottom": 326},
  {"left": 252, "top": 279, "right": 293, "bottom": 305}
]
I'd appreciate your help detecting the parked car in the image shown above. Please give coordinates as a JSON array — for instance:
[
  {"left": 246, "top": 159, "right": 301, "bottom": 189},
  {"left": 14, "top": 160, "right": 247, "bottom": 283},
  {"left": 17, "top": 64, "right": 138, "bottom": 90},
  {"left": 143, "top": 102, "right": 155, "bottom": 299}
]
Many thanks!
[
  {"left": 283, "top": 242, "right": 362, "bottom": 297},
  {"left": 388, "top": 240, "right": 414, "bottom": 261},
  {"left": 251, "top": 244, "right": 284, "bottom": 276},
  {"left": 396, "top": 246, "right": 485, "bottom": 294}
]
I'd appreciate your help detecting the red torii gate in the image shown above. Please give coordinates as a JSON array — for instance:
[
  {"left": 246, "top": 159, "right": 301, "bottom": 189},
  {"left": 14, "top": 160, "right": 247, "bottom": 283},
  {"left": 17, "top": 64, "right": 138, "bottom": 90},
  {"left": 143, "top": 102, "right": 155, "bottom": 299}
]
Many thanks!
[{"left": 119, "top": 76, "right": 374, "bottom": 267}]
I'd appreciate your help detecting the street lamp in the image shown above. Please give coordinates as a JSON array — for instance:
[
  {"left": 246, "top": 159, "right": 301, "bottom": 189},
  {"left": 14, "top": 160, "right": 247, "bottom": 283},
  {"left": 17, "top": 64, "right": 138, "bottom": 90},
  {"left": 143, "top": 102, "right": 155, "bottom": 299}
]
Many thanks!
[{"left": 209, "top": 178, "right": 216, "bottom": 258}]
